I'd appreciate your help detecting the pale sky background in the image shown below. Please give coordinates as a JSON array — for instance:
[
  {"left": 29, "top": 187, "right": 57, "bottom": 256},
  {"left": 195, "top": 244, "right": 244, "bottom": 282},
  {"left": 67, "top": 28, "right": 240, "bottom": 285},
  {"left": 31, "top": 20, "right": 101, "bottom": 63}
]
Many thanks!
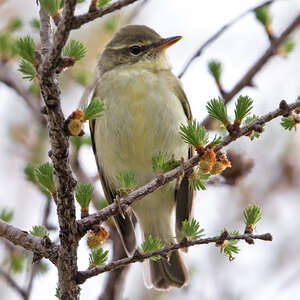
[{"left": 0, "top": 0, "right": 300, "bottom": 299}]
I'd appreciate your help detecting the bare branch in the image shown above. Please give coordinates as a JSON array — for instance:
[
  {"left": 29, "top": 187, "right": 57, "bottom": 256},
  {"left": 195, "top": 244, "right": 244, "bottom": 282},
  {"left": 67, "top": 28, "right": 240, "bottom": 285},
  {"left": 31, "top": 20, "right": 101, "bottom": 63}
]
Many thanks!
[
  {"left": 0, "top": 220, "right": 58, "bottom": 265},
  {"left": 77, "top": 99, "right": 300, "bottom": 236},
  {"left": 201, "top": 13, "right": 300, "bottom": 127},
  {"left": 0, "top": 60, "right": 45, "bottom": 125},
  {"left": 0, "top": 266, "right": 27, "bottom": 299},
  {"left": 77, "top": 232, "right": 272, "bottom": 283},
  {"left": 71, "top": 0, "right": 140, "bottom": 30},
  {"left": 178, "top": 0, "right": 276, "bottom": 78}
]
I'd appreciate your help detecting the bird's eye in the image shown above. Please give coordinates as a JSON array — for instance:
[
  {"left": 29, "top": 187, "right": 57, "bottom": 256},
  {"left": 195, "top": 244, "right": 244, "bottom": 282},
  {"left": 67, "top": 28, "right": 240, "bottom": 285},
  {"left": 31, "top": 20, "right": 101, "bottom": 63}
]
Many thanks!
[{"left": 129, "top": 45, "right": 141, "bottom": 55}]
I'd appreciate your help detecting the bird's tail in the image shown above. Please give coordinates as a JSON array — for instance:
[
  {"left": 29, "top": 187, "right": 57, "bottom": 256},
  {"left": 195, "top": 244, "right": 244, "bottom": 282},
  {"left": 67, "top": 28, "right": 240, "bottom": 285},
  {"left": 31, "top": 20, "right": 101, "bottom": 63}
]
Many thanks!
[
  {"left": 148, "top": 249, "right": 188, "bottom": 290},
  {"left": 141, "top": 211, "right": 188, "bottom": 290}
]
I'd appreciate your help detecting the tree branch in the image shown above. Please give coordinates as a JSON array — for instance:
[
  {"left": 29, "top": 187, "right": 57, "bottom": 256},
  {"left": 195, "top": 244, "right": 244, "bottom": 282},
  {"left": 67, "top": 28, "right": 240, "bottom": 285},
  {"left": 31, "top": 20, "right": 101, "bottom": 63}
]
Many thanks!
[
  {"left": 71, "top": 0, "right": 140, "bottom": 30},
  {"left": 0, "top": 266, "right": 27, "bottom": 299},
  {"left": 77, "top": 99, "right": 300, "bottom": 235},
  {"left": 77, "top": 232, "right": 272, "bottom": 283},
  {"left": 0, "top": 60, "right": 45, "bottom": 125},
  {"left": 201, "top": 13, "right": 300, "bottom": 128},
  {"left": 178, "top": 0, "right": 276, "bottom": 78},
  {"left": 39, "top": 1, "right": 80, "bottom": 298},
  {"left": 0, "top": 220, "right": 58, "bottom": 265}
]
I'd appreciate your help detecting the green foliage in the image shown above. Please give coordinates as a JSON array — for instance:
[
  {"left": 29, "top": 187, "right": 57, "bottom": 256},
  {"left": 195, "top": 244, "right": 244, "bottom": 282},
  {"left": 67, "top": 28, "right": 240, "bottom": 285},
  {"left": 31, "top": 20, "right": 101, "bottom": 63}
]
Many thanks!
[
  {"left": 37, "top": 261, "right": 49, "bottom": 274},
  {"left": 71, "top": 135, "right": 92, "bottom": 151},
  {"left": 208, "top": 60, "right": 221, "bottom": 83},
  {"left": 82, "top": 97, "right": 104, "bottom": 121},
  {"left": 105, "top": 16, "right": 119, "bottom": 32},
  {"left": 281, "top": 38, "right": 295, "bottom": 56},
  {"left": 39, "top": 0, "right": 62, "bottom": 15},
  {"left": 55, "top": 286, "right": 60, "bottom": 298},
  {"left": 244, "top": 114, "right": 262, "bottom": 140},
  {"left": 89, "top": 247, "right": 109, "bottom": 266},
  {"left": 141, "top": 235, "right": 164, "bottom": 261},
  {"left": 63, "top": 39, "right": 86, "bottom": 61},
  {"left": 255, "top": 5, "right": 272, "bottom": 26},
  {"left": 30, "top": 225, "right": 49, "bottom": 237},
  {"left": 219, "top": 230, "right": 240, "bottom": 261},
  {"left": 0, "top": 208, "right": 14, "bottom": 223},
  {"left": 180, "top": 218, "right": 205, "bottom": 240},
  {"left": 0, "top": 34, "right": 16, "bottom": 58},
  {"left": 5, "top": 251, "right": 26, "bottom": 273},
  {"left": 30, "top": 18, "right": 41, "bottom": 31},
  {"left": 29, "top": 81, "right": 41, "bottom": 97},
  {"left": 179, "top": 120, "right": 209, "bottom": 148},
  {"left": 119, "top": 170, "right": 137, "bottom": 192},
  {"left": 281, "top": 116, "right": 296, "bottom": 131},
  {"left": 234, "top": 95, "right": 253, "bottom": 122},
  {"left": 15, "top": 36, "right": 36, "bottom": 65},
  {"left": 34, "top": 162, "right": 56, "bottom": 194},
  {"left": 24, "top": 164, "right": 51, "bottom": 197},
  {"left": 189, "top": 167, "right": 210, "bottom": 191},
  {"left": 152, "top": 152, "right": 179, "bottom": 173},
  {"left": 24, "top": 164, "right": 37, "bottom": 184},
  {"left": 75, "top": 183, "right": 93, "bottom": 209},
  {"left": 96, "top": 198, "right": 108, "bottom": 210},
  {"left": 75, "top": 69, "right": 94, "bottom": 86},
  {"left": 8, "top": 17, "right": 23, "bottom": 32},
  {"left": 243, "top": 204, "right": 262, "bottom": 226},
  {"left": 98, "top": 0, "right": 111, "bottom": 7},
  {"left": 209, "top": 135, "right": 223, "bottom": 146},
  {"left": 18, "top": 59, "right": 36, "bottom": 81},
  {"left": 206, "top": 97, "right": 229, "bottom": 125}
]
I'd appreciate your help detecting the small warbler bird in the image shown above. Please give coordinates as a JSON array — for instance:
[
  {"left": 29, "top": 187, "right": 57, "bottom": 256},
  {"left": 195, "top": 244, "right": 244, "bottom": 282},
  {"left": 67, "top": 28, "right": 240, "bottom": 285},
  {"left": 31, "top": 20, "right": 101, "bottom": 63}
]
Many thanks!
[{"left": 90, "top": 25, "right": 194, "bottom": 290}]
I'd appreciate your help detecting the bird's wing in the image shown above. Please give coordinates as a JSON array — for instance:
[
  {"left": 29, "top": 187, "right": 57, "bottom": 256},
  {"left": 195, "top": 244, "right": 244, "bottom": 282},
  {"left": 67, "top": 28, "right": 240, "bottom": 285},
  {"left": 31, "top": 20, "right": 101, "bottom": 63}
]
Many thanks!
[
  {"left": 90, "top": 119, "right": 136, "bottom": 256},
  {"left": 173, "top": 78, "right": 195, "bottom": 238}
]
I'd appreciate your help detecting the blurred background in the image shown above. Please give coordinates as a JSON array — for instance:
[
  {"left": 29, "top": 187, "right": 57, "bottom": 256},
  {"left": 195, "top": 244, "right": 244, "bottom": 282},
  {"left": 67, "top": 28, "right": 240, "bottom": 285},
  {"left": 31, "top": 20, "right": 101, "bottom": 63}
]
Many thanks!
[{"left": 0, "top": 0, "right": 300, "bottom": 299}]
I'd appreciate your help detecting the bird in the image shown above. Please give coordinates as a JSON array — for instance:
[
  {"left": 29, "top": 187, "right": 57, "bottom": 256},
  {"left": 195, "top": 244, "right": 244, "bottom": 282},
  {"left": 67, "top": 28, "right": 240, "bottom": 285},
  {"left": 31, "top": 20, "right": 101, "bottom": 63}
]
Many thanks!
[{"left": 90, "top": 25, "right": 194, "bottom": 290}]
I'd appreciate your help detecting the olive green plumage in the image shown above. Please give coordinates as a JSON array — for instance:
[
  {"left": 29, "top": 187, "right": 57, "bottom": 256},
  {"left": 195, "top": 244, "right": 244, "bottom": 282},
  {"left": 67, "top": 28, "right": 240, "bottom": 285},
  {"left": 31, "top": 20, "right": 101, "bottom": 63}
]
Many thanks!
[{"left": 90, "top": 25, "right": 194, "bottom": 290}]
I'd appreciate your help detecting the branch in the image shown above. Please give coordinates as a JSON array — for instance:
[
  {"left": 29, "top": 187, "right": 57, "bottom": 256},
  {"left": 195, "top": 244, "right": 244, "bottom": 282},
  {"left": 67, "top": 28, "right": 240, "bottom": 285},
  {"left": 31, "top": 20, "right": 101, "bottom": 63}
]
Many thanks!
[
  {"left": 0, "top": 60, "right": 45, "bottom": 126},
  {"left": 38, "top": 1, "right": 80, "bottom": 298},
  {"left": 77, "top": 232, "right": 272, "bottom": 283},
  {"left": 39, "top": 7, "right": 52, "bottom": 56},
  {"left": 42, "top": 0, "right": 76, "bottom": 74},
  {"left": 77, "top": 99, "right": 300, "bottom": 235},
  {"left": 201, "top": 13, "right": 300, "bottom": 127},
  {"left": 0, "top": 220, "right": 58, "bottom": 265},
  {"left": 97, "top": 226, "right": 130, "bottom": 300},
  {"left": 71, "top": 0, "right": 140, "bottom": 30},
  {"left": 178, "top": 0, "right": 276, "bottom": 78},
  {"left": 0, "top": 266, "right": 27, "bottom": 299}
]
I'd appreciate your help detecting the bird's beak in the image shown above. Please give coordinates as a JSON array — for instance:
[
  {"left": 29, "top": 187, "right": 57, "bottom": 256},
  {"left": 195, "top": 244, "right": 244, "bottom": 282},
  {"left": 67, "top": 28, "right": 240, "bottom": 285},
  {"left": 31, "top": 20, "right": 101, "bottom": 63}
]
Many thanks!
[{"left": 153, "top": 36, "right": 183, "bottom": 51}]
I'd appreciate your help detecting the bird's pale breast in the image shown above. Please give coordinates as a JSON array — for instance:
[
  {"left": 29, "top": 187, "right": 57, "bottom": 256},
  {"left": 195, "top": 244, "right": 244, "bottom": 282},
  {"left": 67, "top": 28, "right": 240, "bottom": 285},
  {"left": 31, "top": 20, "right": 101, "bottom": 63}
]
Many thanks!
[{"left": 94, "top": 66, "right": 188, "bottom": 191}]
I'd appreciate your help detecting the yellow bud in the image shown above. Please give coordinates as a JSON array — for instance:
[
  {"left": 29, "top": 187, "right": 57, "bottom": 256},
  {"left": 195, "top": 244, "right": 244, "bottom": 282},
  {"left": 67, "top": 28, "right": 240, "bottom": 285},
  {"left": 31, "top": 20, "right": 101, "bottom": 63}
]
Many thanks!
[
  {"left": 68, "top": 119, "right": 84, "bottom": 136},
  {"left": 199, "top": 148, "right": 216, "bottom": 174},
  {"left": 210, "top": 153, "right": 231, "bottom": 175},
  {"left": 87, "top": 226, "right": 109, "bottom": 249}
]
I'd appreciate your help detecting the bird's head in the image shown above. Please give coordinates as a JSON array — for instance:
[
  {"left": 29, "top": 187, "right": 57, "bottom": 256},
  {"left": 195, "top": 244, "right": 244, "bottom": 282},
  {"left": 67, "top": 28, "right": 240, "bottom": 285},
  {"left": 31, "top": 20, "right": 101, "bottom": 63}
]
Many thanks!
[{"left": 98, "top": 25, "right": 182, "bottom": 75}]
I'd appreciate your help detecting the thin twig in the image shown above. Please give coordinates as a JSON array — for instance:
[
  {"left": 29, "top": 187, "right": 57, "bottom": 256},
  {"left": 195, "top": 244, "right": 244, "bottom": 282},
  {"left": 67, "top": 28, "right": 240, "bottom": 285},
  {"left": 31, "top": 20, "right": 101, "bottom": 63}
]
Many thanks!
[
  {"left": 77, "top": 99, "right": 300, "bottom": 235},
  {"left": 178, "top": 0, "right": 276, "bottom": 78},
  {"left": 0, "top": 220, "right": 58, "bottom": 265},
  {"left": 0, "top": 60, "right": 45, "bottom": 125},
  {"left": 77, "top": 232, "right": 272, "bottom": 283},
  {"left": 71, "top": 0, "right": 140, "bottom": 30},
  {"left": 0, "top": 266, "right": 27, "bottom": 299},
  {"left": 201, "top": 13, "right": 300, "bottom": 128}
]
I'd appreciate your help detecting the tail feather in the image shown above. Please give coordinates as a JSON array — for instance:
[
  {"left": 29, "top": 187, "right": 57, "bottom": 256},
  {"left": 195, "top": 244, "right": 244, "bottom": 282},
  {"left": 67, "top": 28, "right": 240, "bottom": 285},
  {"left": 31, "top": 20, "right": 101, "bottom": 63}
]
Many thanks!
[{"left": 149, "top": 250, "right": 188, "bottom": 290}]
